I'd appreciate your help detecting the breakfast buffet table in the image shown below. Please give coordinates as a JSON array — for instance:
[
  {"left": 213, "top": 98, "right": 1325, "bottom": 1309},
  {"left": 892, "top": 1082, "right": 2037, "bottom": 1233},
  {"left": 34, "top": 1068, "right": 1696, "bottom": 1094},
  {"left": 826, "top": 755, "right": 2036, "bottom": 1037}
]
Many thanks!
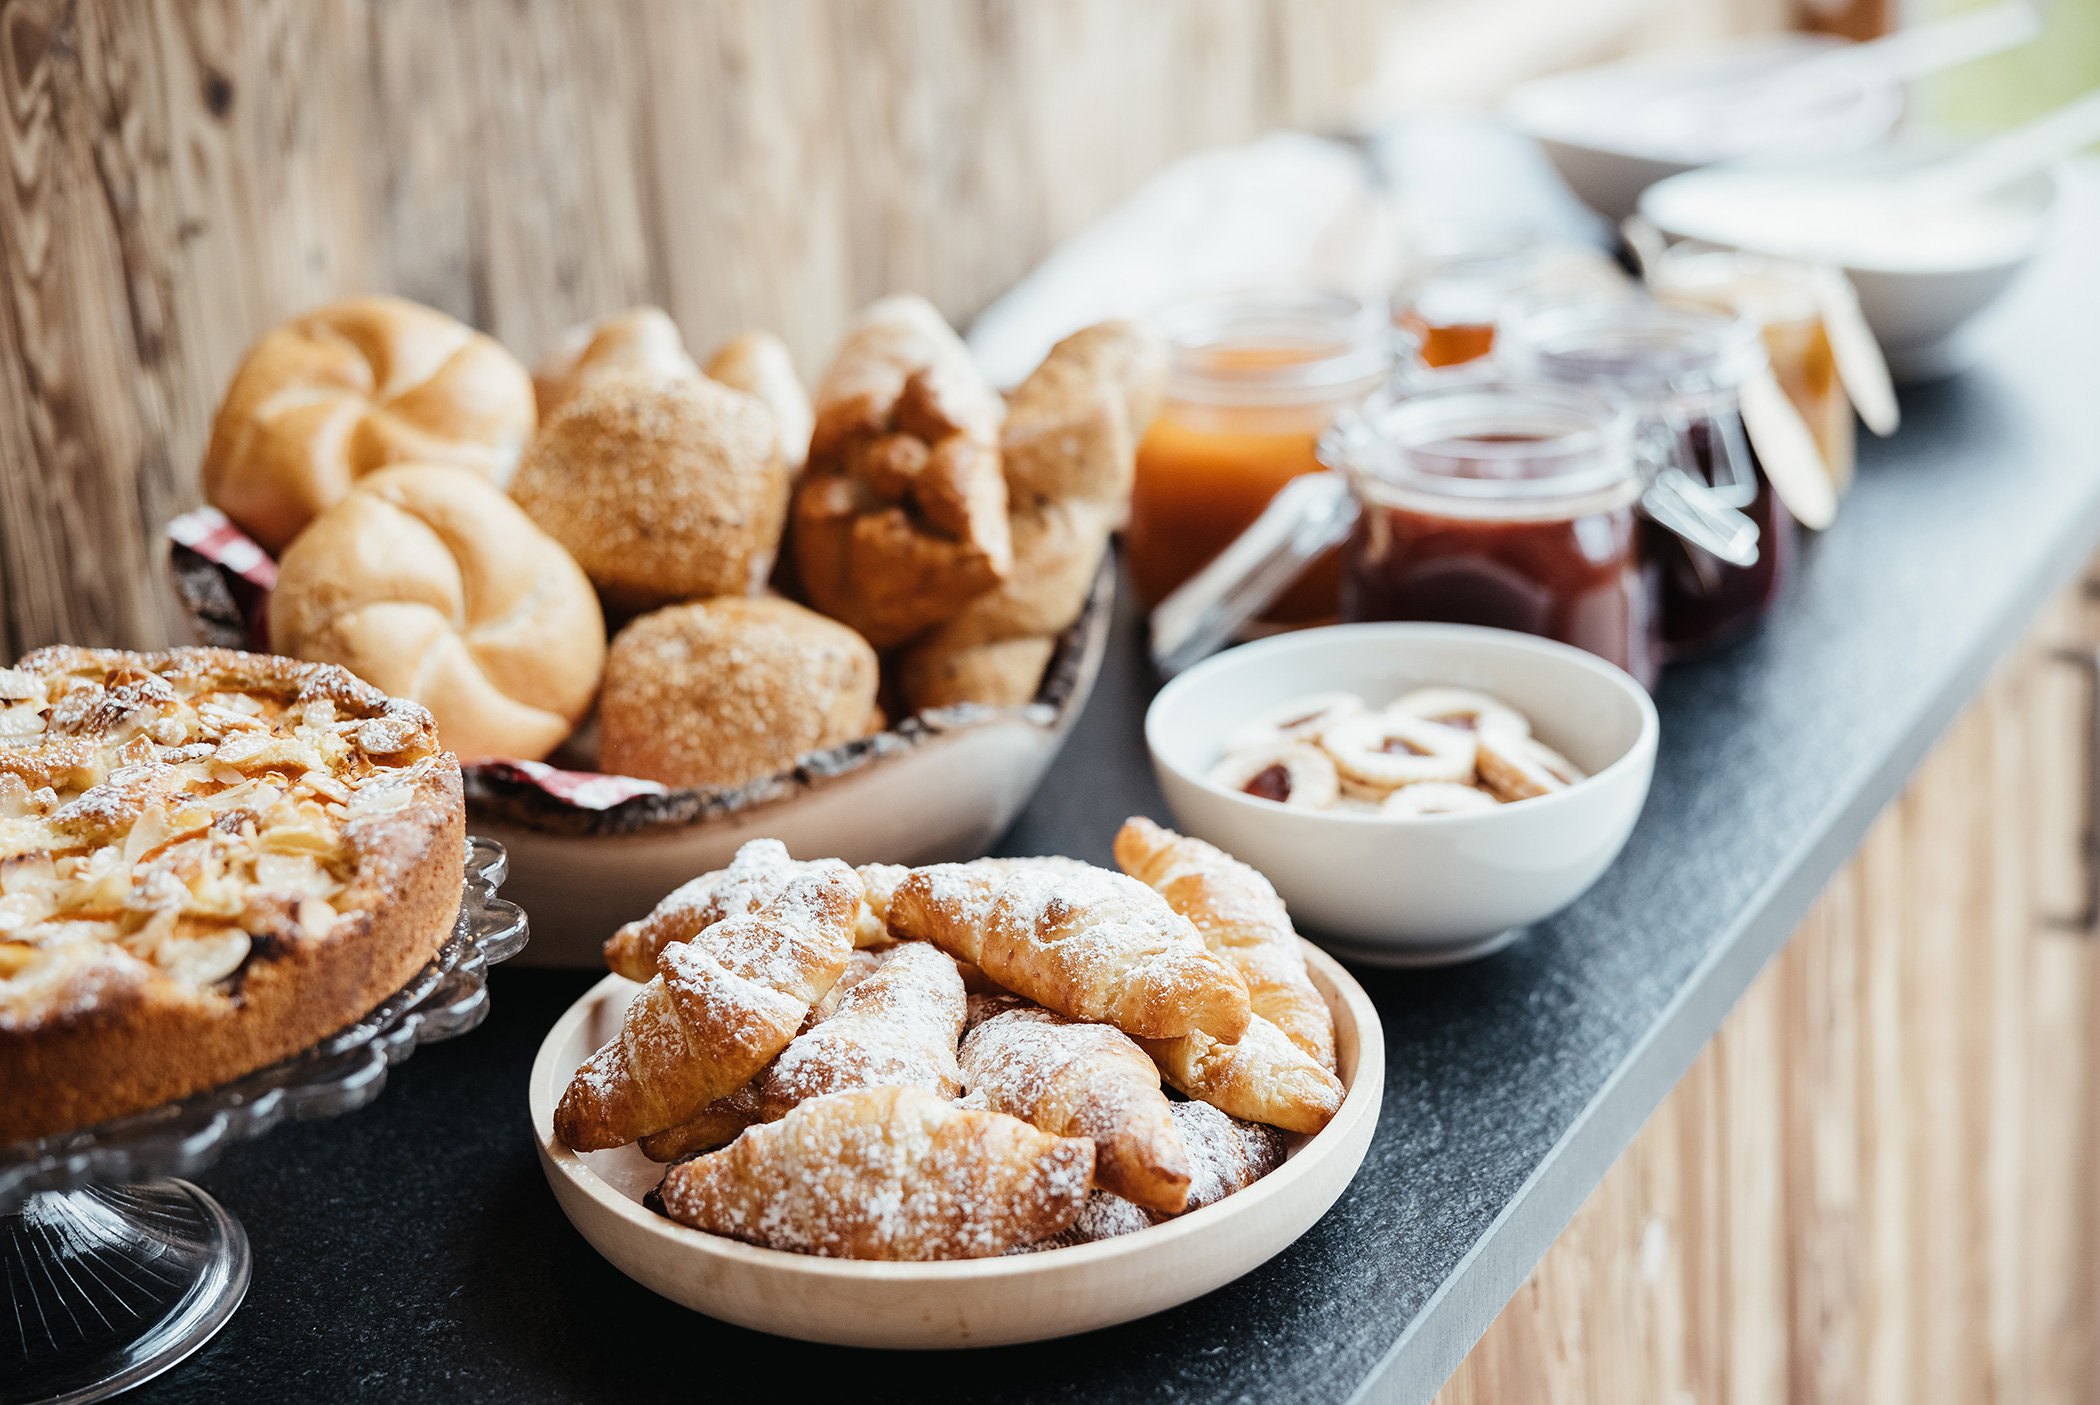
[{"left": 125, "top": 168, "right": 2100, "bottom": 1405}]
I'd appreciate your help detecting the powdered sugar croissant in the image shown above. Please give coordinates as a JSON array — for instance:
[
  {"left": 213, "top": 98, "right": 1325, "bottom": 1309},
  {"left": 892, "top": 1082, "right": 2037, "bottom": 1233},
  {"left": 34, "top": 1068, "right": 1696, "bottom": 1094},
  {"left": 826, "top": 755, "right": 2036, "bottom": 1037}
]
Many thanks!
[
  {"left": 660, "top": 1085, "right": 1094, "bottom": 1259},
  {"left": 555, "top": 861, "right": 860, "bottom": 1151},
  {"left": 1140, "top": 1014, "right": 1343, "bottom": 1136},
  {"left": 753, "top": 942, "right": 967, "bottom": 1121},
  {"left": 1114, "top": 817, "right": 1336, "bottom": 1070},
  {"left": 887, "top": 859, "right": 1251, "bottom": 1042},
  {"left": 961, "top": 1002, "right": 1191, "bottom": 1215}
]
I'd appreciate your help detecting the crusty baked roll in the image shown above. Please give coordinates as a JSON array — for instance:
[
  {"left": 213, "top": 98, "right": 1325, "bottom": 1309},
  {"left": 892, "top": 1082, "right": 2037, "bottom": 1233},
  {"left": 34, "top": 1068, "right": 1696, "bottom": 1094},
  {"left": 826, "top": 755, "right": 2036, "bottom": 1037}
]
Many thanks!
[
  {"left": 792, "top": 295, "right": 1013, "bottom": 649},
  {"left": 511, "top": 370, "right": 787, "bottom": 614},
  {"left": 554, "top": 861, "right": 860, "bottom": 1151},
  {"left": 1114, "top": 816, "right": 1336, "bottom": 1070},
  {"left": 659, "top": 1085, "right": 1093, "bottom": 1259},
  {"left": 753, "top": 942, "right": 966, "bottom": 1120},
  {"left": 961, "top": 1002, "right": 1192, "bottom": 1215},
  {"left": 999, "top": 319, "right": 1167, "bottom": 513},
  {"left": 894, "top": 321, "right": 1163, "bottom": 711},
  {"left": 707, "top": 331, "right": 813, "bottom": 472},
  {"left": 1139, "top": 1015, "right": 1344, "bottom": 1135},
  {"left": 269, "top": 464, "right": 604, "bottom": 762},
  {"left": 201, "top": 295, "right": 537, "bottom": 553},
  {"left": 596, "top": 597, "right": 880, "bottom": 790},
  {"left": 533, "top": 307, "right": 701, "bottom": 420},
  {"left": 887, "top": 859, "right": 1251, "bottom": 1042}
]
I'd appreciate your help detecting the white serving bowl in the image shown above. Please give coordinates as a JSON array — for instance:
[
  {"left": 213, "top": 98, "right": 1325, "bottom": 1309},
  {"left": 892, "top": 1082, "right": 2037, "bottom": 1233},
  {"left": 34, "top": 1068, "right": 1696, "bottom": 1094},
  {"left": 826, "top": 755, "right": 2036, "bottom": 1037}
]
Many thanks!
[
  {"left": 1506, "top": 34, "right": 1901, "bottom": 221},
  {"left": 532, "top": 941, "right": 1383, "bottom": 1348},
  {"left": 1147, "top": 623, "right": 1658, "bottom": 965},
  {"left": 1639, "top": 149, "right": 2060, "bottom": 381}
]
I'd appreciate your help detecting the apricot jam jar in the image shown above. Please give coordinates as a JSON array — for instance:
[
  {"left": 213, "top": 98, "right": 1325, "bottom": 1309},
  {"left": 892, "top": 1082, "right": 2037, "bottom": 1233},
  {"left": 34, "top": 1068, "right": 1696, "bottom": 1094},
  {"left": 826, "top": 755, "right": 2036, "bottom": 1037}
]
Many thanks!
[{"left": 1127, "top": 290, "right": 1394, "bottom": 623}]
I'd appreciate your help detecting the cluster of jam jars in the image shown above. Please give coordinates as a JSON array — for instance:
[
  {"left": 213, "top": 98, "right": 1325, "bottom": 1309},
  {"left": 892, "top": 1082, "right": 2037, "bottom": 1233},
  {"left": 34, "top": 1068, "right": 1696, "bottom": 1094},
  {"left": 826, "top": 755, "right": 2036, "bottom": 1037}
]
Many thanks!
[{"left": 1144, "top": 287, "right": 1804, "bottom": 691}]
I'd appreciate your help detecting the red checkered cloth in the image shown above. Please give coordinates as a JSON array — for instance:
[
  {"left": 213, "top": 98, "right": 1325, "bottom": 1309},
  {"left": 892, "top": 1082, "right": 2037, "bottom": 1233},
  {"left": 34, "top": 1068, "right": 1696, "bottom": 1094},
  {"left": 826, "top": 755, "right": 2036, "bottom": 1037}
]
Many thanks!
[{"left": 165, "top": 512, "right": 664, "bottom": 813}]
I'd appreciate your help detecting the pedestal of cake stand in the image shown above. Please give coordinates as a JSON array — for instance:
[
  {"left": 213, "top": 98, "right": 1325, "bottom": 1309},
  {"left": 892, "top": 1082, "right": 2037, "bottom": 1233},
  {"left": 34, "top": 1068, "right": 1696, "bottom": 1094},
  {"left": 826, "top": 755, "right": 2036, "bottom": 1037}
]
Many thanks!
[{"left": 0, "top": 1182, "right": 248, "bottom": 1404}]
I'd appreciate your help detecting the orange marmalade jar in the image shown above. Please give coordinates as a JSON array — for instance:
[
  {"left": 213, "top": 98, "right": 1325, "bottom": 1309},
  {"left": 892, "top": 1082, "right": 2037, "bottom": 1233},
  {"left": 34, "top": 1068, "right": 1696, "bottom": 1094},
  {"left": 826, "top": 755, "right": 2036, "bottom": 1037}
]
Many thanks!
[{"left": 1127, "top": 291, "right": 1394, "bottom": 622}]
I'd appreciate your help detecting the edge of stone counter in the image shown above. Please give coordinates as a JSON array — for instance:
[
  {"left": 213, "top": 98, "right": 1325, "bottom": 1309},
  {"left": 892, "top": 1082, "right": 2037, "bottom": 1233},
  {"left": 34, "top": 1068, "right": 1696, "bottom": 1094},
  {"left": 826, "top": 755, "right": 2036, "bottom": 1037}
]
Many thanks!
[{"left": 1351, "top": 173, "right": 2100, "bottom": 1405}]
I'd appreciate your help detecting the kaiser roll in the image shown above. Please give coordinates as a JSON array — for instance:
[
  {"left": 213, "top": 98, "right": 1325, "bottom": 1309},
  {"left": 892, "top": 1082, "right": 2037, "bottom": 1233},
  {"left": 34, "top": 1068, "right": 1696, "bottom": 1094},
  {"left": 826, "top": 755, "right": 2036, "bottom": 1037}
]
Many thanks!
[
  {"left": 270, "top": 464, "right": 605, "bottom": 762},
  {"left": 511, "top": 371, "right": 788, "bottom": 615},
  {"left": 202, "top": 295, "right": 536, "bottom": 554},
  {"left": 598, "top": 596, "right": 880, "bottom": 790}
]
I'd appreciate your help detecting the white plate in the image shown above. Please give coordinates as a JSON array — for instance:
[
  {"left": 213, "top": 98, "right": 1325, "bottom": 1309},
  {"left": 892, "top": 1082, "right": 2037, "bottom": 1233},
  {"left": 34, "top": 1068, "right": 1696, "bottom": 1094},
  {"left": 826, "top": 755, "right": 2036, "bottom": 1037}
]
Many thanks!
[{"left": 529, "top": 940, "right": 1384, "bottom": 1348}]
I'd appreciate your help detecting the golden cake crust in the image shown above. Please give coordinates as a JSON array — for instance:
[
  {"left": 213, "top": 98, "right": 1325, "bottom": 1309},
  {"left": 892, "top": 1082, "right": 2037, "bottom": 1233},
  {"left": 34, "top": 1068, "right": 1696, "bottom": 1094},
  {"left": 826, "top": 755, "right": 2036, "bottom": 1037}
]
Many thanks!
[{"left": 0, "top": 647, "right": 467, "bottom": 1144}]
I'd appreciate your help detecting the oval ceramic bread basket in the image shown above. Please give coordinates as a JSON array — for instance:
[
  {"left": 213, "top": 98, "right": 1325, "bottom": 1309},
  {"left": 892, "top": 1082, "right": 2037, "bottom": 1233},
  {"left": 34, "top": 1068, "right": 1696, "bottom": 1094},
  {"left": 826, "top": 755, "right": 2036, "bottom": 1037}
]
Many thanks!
[{"left": 531, "top": 940, "right": 1384, "bottom": 1348}]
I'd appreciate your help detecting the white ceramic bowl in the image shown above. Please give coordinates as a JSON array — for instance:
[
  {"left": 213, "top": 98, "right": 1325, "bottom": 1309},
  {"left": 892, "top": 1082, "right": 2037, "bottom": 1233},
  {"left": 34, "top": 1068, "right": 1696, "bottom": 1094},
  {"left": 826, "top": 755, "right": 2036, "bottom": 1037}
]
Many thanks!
[
  {"left": 1639, "top": 150, "right": 2060, "bottom": 381},
  {"left": 1147, "top": 623, "right": 1658, "bottom": 965},
  {"left": 1506, "top": 35, "right": 1901, "bottom": 221},
  {"left": 532, "top": 941, "right": 1383, "bottom": 1348}
]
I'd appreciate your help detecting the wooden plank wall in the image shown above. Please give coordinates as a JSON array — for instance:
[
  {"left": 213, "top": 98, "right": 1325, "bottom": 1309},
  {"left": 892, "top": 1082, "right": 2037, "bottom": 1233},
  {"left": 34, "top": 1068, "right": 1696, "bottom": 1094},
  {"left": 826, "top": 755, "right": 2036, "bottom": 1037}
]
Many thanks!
[
  {"left": 1434, "top": 579, "right": 2100, "bottom": 1404},
  {"left": 0, "top": 0, "right": 1791, "bottom": 663}
]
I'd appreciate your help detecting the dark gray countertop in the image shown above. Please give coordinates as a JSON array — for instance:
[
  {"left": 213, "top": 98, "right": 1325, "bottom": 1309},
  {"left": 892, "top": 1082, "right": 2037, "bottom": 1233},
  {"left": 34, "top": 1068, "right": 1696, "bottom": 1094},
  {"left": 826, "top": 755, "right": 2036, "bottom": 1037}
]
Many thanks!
[{"left": 136, "top": 169, "right": 2100, "bottom": 1405}]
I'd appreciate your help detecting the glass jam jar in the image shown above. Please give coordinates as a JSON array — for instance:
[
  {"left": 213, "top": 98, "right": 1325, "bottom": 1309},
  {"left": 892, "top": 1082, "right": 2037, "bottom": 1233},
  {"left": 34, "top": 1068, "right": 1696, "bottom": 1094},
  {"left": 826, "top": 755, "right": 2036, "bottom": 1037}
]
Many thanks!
[
  {"left": 1647, "top": 245, "right": 1856, "bottom": 494},
  {"left": 1496, "top": 301, "right": 1795, "bottom": 661},
  {"left": 1126, "top": 290, "right": 1394, "bottom": 623},
  {"left": 1331, "top": 379, "right": 1662, "bottom": 687}
]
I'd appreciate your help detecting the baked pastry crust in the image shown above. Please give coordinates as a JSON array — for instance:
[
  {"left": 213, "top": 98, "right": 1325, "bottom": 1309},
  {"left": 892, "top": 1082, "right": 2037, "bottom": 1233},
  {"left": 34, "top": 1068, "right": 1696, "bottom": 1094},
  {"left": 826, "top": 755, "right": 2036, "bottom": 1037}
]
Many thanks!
[
  {"left": 660, "top": 1085, "right": 1093, "bottom": 1259},
  {"left": 0, "top": 647, "right": 465, "bottom": 1144},
  {"left": 1139, "top": 1015, "right": 1344, "bottom": 1135},
  {"left": 886, "top": 859, "right": 1252, "bottom": 1042},
  {"left": 1114, "top": 816, "right": 1336, "bottom": 1070},
  {"left": 533, "top": 307, "right": 702, "bottom": 420}
]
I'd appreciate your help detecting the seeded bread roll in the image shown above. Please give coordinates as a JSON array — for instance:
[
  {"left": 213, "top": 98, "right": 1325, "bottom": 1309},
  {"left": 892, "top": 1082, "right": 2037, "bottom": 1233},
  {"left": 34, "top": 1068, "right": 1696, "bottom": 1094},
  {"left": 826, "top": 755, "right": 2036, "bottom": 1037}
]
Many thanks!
[
  {"left": 598, "top": 596, "right": 881, "bottom": 789},
  {"left": 511, "top": 370, "right": 789, "bottom": 615},
  {"left": 201, "top": 295, "right": 536, "bottom": 553},
  {"left": 269, "top": 464, "right": 606, "bottom": 762}
]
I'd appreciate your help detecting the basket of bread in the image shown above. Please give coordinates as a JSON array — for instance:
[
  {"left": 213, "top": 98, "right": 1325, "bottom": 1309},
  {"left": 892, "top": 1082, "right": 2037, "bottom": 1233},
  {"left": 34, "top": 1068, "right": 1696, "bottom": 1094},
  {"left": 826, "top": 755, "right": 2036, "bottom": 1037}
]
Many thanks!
[
  {"left": 170, "top": 294, "right": 1164, "bottom": 959},
  {"left": 530, "top": 817, "right": 1383, "bottom": 1347}
]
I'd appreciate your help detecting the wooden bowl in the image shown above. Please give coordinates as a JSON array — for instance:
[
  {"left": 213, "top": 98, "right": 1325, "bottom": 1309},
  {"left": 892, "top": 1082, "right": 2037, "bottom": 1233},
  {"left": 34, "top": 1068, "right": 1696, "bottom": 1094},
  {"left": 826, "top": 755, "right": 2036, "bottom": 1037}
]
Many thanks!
[{"left": 529, "top": 941, "right": 1384, "bottom": 1348}]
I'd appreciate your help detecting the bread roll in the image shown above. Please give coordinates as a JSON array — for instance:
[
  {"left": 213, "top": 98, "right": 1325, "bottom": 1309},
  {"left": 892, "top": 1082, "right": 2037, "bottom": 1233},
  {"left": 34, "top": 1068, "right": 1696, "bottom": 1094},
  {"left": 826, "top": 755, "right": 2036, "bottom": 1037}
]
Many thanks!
[
  {"left": 534, "top": 307, "right": 701, "bottom": 419},
  {"left": 270, "top": 464, "right": 605, "bottom": 762},
  {"left": 598, "top": 596, "right": 880, "bottom": 789},
  {"left": 201, "top": 295, "right": 537, "bottom": 554},
  {"left": 511, "top": 371, "right": 788, "bottom": 615},
  {"left": 791, "top": 295, "right": 1012, "bottom": 650},
  {"left": 1000, "top": 319, "right": 1167, "bottom": 513},
  {"left": 706, "top": 331, "right": 813, "bottom": 471}
]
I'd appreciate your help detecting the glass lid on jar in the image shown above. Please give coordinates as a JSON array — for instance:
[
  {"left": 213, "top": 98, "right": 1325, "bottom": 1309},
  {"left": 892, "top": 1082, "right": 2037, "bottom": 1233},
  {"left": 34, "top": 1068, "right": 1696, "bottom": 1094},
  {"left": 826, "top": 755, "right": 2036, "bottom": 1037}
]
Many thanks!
[
  {"left": 1156, "top": 288, "right": 1397, "bottom": 406},
  {"left": 1494, "top": 299, "right": 1768, "bottom": 403},
  {"left": 1328, "top": 375, "right": 1640, "bottom": 504}
]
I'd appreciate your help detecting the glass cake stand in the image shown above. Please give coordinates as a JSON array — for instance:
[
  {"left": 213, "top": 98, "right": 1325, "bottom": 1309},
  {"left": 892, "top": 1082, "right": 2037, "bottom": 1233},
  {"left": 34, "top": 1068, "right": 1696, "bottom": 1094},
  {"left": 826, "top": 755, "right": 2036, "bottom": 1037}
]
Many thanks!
[{"left": 0, "top": 837, "right": 527, "bottom": 1405}]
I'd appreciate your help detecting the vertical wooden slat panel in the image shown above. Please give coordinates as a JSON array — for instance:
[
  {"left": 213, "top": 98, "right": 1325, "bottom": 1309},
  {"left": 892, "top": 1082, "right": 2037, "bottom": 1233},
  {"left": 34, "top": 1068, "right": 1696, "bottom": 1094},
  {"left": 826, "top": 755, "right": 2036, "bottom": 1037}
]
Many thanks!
[{"left": 1434, "top": 578, "right": 2100, "bottom": 1405}]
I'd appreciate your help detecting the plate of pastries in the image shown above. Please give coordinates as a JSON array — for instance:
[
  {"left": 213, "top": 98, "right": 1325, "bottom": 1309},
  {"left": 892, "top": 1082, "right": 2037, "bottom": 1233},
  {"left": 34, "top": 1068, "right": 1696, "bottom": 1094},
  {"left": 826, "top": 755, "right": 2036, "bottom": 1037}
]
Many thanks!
[
  {"left": 530, "top": 817, "right": 1383, "bottom": 1348},
  {"left": 178, "top": 293, "right": 1164, "bottom": 953}
]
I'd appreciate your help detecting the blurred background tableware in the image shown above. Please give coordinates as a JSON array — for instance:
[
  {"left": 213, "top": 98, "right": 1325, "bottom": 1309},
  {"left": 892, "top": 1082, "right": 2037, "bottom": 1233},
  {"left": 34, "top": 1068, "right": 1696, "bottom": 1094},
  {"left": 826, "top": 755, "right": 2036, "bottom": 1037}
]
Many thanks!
[
  {"left": 1146, "top": 623, "right": 1658, "bottom": 965},
  {"left": 1505, "top": 1, "right": 2040, "bottom": 221},
  {"left": 1640, "top": 85, "right": 2097, "bottom": 378},
  {"left": 1495, "top": 298, "right": 1819, "bottom": 659}
]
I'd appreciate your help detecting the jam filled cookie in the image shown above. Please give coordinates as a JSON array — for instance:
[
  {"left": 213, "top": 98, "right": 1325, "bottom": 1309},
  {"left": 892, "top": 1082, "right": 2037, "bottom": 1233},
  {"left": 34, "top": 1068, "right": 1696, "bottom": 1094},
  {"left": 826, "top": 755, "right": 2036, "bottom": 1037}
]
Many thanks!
[
  {"left": 1207, "top": 741, "right": 1340, "bottom": 809},
  {"left": 1477, "top": 731, "right": 1586, "bottom": 801},
  {"left": 1386, "top": 686, "right": 1530, "bottom": 739},
  {"left": 1380, "top": 782, "right": 1501, "bottom": 816},
  {"left": 1319, "top": 712, "right": 1476, "bottom": 792},
  {"left": 1221, "top": 691, "right": 1367, "bottom": 755}
]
